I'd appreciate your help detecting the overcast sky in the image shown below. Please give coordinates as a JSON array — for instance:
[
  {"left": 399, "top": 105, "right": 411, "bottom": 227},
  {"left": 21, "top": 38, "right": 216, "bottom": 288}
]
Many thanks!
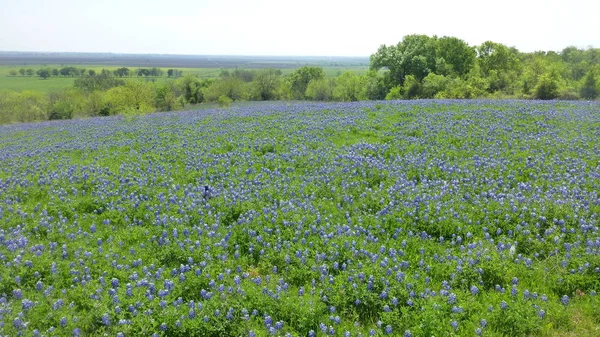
[{"left": 1, "top": 0, "right": 598, "bottom": 56}]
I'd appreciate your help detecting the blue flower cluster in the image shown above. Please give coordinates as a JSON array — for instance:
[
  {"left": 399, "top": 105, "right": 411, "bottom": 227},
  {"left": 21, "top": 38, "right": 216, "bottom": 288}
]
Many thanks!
[{"left": 0, "top": 100, "right": 599, "bottom": 336}]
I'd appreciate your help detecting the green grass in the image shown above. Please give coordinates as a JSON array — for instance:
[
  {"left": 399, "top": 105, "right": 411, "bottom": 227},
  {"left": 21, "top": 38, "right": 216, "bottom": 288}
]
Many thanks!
[
  {"left": 0, "top": 64, "right": 369, "bottom": 92},
  {"left": 0, "top": 75, "right": 75, "bottom": 92}
]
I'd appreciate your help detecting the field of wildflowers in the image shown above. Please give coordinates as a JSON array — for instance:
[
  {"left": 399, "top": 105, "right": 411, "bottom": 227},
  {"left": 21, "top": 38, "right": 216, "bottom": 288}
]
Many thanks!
[{"left": 1, "top": 100, "right": 599, "bottom": 336}]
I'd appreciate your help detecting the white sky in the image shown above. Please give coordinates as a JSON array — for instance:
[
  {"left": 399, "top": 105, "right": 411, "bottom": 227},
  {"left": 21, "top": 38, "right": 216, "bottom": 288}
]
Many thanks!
[{"left": 1, "top": 0, "right": 598, "bottom": 56}]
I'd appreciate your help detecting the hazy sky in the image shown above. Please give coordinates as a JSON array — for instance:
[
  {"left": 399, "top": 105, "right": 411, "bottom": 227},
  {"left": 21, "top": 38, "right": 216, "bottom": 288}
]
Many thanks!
[{"left": 1, "top": 0, "right": 598, "bottom": 56}]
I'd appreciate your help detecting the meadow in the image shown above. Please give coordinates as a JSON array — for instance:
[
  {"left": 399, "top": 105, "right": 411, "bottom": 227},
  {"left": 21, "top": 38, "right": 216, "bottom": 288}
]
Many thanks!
[
  {"left": 1, "top": 100, "right": 600, "bottom": 336},
  {"left": 0, "top": 53, "right": 370, "bottom": 93}
]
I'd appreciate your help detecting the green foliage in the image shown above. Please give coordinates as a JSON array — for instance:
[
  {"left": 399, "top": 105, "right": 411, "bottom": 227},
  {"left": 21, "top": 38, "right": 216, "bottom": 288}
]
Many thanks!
[
  {"left": 401, "top": 75, "right": 422, "bottom": 99},
  {"left": 74, "top": 72, "right": 125, "bottom": 92},
  {"left": 305, "top": 78, "right": 335, "bottom": 101},
  {"left": 104, "top": 81, "right": 156, "bottom": 116},
  {"left": 8, "top": 69, "right": 17, "bottom": 76},
  {"left": 534, "top": 73, "right": 560, "bottom": 100},
  {"left": 217, "top": 95, "right": 232, "bottom": 107},
  {"left": 385, "top": 86, "right": 402, "bottom": 100},
  {"left": 580, "top": 70, "right": 599, "bottom": 99},
  {"left": 175, "top": 75, "right": 208, "bottom": 104},
  {"left": 155, "top": 83, "right": 180, "bottom": 111},
  {"left": 287, "top": 66, "right": 326, "bottom": 99},
  {"left": 36, "top": 68, "right": 51, "bottom": 79},
  {"left": 333, "top": 71, "right": 367, "bottom": 101},
  {"left": 441, "top": 76, "right": 489, "bottom": 99},
  {"left": 203, "top": 77, "right": 247, "bottom": 102},
  {"left": 363, "top": 70, "right": 388, "bottom": 100},
  {"left": 252, "top": 68, "right": 282, "bottom": 100},
  {"left": 113, "top": 67, "right": 130, "bottom": 77},
  {"left": 477, "top": 41, "right": 521, "bottom": 93},
  {"left": 421, "top": 73, "right": 451, "bottom": 98},
  {"left": 0, "top": 90, "right": 48, "bottom": 123},
  {"left": 371, "top": 35, "right": 438, "bottom": 85},
  {"left": 436, "top": 36, "right": 476, "bottom": 76},
  {"left": 47, "top": 89, "right": 86, "bottom": 120}
]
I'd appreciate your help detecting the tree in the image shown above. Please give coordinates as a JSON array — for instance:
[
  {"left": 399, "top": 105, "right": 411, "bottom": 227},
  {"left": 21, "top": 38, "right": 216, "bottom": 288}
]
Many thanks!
[
  {"left": 370, "top": 34, "right": 438, "bottom": 86},
  {"left": 19, "top": 68, "right": 25, "bottom": 76},
  {"left": 52, "top": 68, "right": 59, "bottom": 77},
  {"left": 287, "top": 66, "right": 325, "bottom": 99},
  {"left": 74, "top": 72, "right": 125, "bottom": 92},
  {"left": 477, "top": 41, "right": 520, "bottom": 75},
  {"left": 580, "top": 70, "right": 599, "bottom": 99},
  {"left": 114, "top": 67, "right": 130, "bottom": 78},
  {"left": 252, "top": 68, "right": 282, "bottom": 100},
  {"left": 37, "top": 68, "right": 51, "bottom": 79},
  {"left": 26, "top": 69, "right": 35, "bottom": 76},
  {"left": 534, "top": 73, "right": 559, "bottom": 100},
  {"left": 363, "top": 70, "right": 388, "bottom": 100},
  {"left": 401, "top": 75, "right": 422, "bottom": 99},
  {"left": 167, "top": 69, "right": 174, "bottom": 77},
  {"left": 203, "top": 77, "right": 247, "bottom": 101},
  {"left": 104, "top": 81, "right": 156, "bottom": 115},
  {"left": 155, "top": 84, "right": 179, "bottom": 111},
  {"left": 306, "top": 78, "right": 335, "bottom": 101},
  {"left": 47, "top": 89, "right": 86, "bottom": 120},
  {"left": 8, "top": 70, "right": 17, "bottom": 76},
  {"left": 137, "top": 68, "right": 150, "bottom": 77},
  {"left": 59, "top": 67, "right": 78, "bottom": 77},
  {"left": 421, "top": 73, "right": 451, "bottom": 98},
  {"left": 149, "top": 67, "right": 163, "bottom": 77},
  {"left": 435, "top": 36, "right": 476, "bottom": 77},
  {"left": 333, "top": 71, "right": 367, "bottom": 101},
  {"left": 175, "top": 75, "right": 209, "bottom": 104}
]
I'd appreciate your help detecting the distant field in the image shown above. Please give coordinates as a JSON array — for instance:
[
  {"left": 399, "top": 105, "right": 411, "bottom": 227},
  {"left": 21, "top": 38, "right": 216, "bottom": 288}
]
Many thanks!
[
  {"left": 0, "top": 64, "right": 369, "bottom": 92},
  {"left": 0, "top": 75, "right": 75, "bottom": 93}
]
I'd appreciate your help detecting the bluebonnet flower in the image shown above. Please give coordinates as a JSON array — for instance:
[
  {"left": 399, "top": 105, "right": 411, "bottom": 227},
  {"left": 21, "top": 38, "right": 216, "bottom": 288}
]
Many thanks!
[{"left": 385, "top": 325, "right": 393, "bottom": 334}]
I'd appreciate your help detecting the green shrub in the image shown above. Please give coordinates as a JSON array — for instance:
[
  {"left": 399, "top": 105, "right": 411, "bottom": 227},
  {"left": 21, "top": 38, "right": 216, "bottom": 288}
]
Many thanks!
[
  {"left": 217, "top": 95, "right": 232, "bottom": 107},
  {"left": 385, "top": 86, "right": 402, "bottom": 100}
]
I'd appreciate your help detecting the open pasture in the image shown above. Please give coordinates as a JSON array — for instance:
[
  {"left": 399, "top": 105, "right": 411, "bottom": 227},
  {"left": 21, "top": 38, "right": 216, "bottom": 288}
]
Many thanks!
[{"left": 1, "top": 100, "right": 600, "bottom": 336}]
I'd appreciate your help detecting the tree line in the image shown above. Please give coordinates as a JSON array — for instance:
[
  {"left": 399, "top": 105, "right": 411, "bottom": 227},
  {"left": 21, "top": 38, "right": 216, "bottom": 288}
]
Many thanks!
[
  {"left": 7, "top": 67, "right": 184, "bottom": 79},
  {"left": 1, "top": 35, "right": 599, "bottom": 124},
  {"left": 369, "top": 35, "right": 599, "bottom": 100}
]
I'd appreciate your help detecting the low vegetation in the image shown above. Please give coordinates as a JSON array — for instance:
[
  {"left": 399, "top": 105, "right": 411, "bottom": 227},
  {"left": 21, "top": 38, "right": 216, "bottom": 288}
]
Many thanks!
[{"left": 1, "top": 100, "right": 599, "bottom": 336}]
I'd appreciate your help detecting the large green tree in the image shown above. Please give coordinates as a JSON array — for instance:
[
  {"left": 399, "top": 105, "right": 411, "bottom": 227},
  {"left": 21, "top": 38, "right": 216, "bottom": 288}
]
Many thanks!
[
  {"left": 476, "top": 41, "right": 521, "bottom": 92},
  {"left": 370, "top": 34, "right": 438, "bottom": 86},
  {"left": 435, "top": 36, "right": 476, "bottom": 77},
  {"left": 253, "top": 68, "right": 282, "bottom": 100}
]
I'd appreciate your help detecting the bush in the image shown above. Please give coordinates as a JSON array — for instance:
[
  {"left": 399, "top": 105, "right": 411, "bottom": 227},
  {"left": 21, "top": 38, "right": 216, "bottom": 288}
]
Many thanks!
[
  {"left": 0, "top": 91, "right": 48, "bottom": 123},
  {"left": 535, "top": 74, "right": 559, "bottom": 100},
  {"left": 580, "top": 71, "right": 598, "bottom": 99},
  {"left": 385, "top": 86, "right": 402, "bottom": 100},
  {"left": 333, "top": 71, "right": 367, "bottom": 101},
  {"left": 104, "top": 81, "right": 156, "bottom": 116},
  {"left": 305, "top": 78, "right": 335, "bottom": 101},
  {"left": 421, "top": 73, "right": 451, "bottom": 98},
  {"left": 203, "top": 77, "right": 247, "bottom": 102},
  {"left": 48, "top": 89, "right": 86, "bottom": 120},
  {"left": 402, "top": 75, "right": 422, "bottom": 99},
  {"left": 217, "top": 95, "right": 232, "bottom": 107}
]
